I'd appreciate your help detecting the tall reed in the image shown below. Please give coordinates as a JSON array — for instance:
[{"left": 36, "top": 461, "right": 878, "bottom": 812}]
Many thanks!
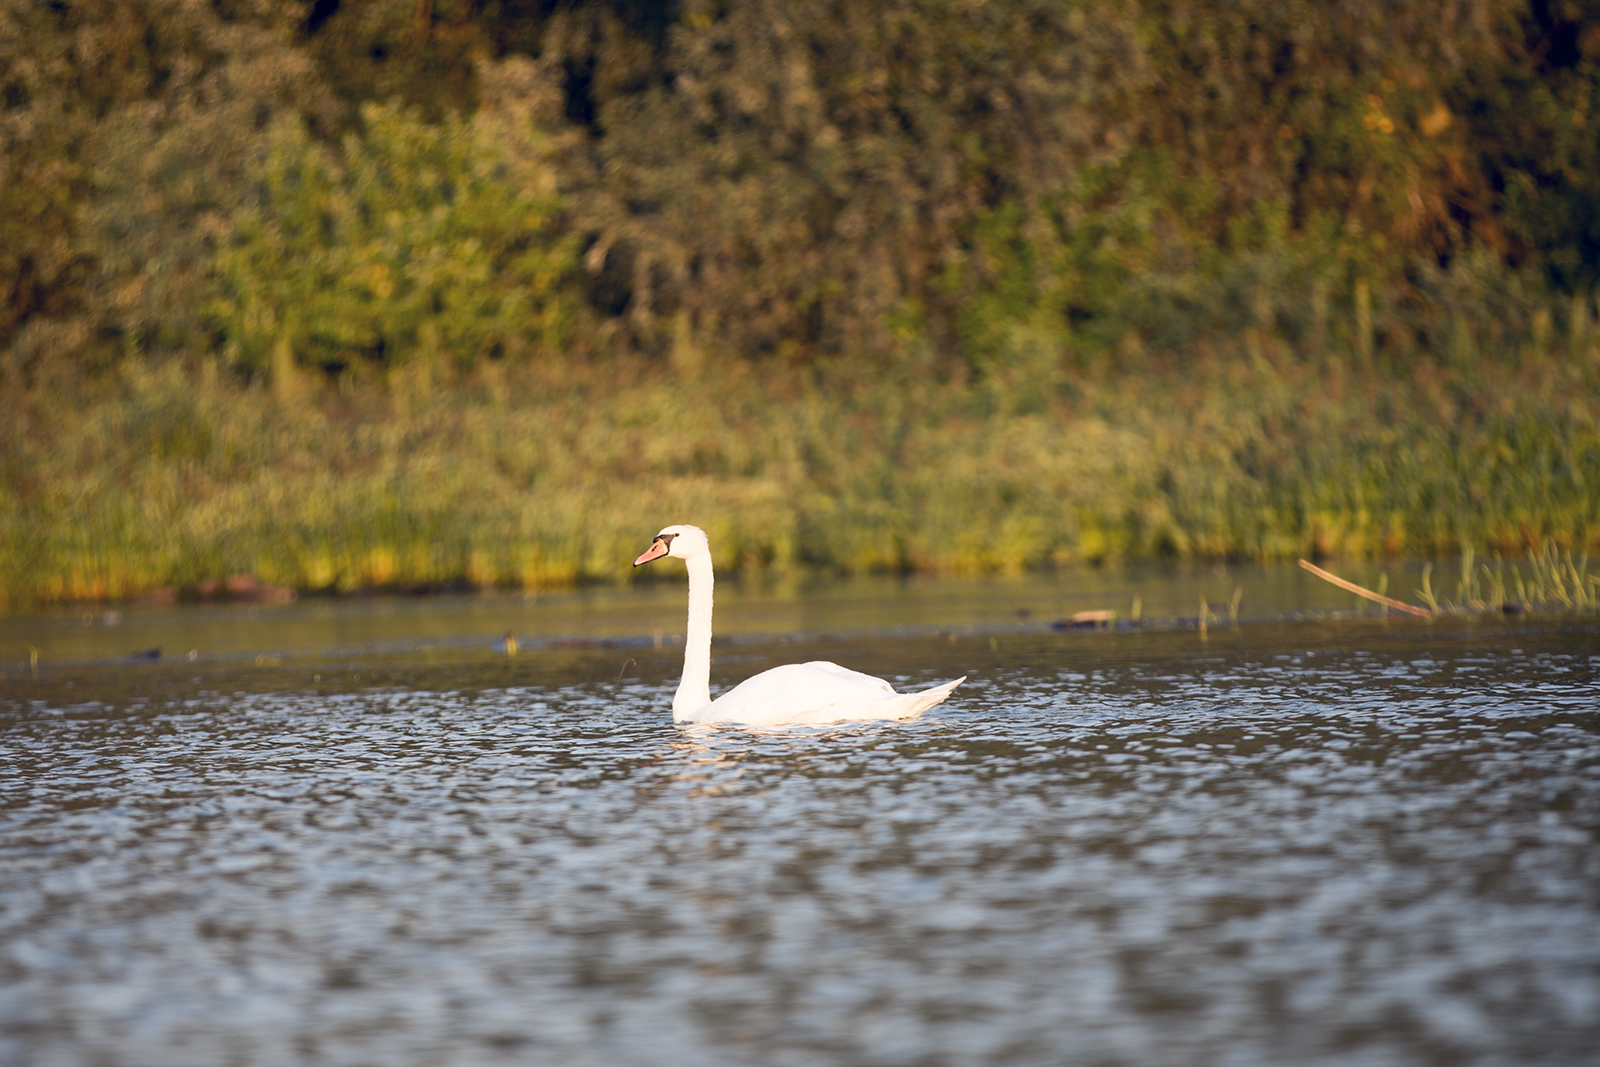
[{"left": 2, "top": 339, "right": 1597, "bottom": 609}]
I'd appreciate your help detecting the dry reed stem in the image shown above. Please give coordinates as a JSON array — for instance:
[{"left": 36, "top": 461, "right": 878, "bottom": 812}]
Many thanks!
[{"left": 1298, "top": 559, "right": 1432, "bottom": 616}]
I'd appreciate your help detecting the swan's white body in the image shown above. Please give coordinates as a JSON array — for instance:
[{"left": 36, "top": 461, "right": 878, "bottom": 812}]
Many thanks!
[{"left": 635, "top": 525, "right": 964, "bottom": 726}]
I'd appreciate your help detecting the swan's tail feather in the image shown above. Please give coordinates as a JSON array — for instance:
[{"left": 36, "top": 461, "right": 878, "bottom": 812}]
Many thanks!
[{"left": 897, "top": 675, "right": 965, "bottom": 718}]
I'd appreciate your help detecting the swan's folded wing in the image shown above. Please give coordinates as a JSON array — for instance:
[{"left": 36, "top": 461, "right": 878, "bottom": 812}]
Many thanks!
[
  {"left": 776, "top": 676, "right": 966, "bottom": 725},
  {"left": 683, "top": 662, "right": 963, "bottom": 726}
]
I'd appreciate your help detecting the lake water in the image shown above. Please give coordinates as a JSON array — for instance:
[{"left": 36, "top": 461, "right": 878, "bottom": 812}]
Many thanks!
[{"left": 2, "top": 566, "right": 1598, "bottom": 1067}]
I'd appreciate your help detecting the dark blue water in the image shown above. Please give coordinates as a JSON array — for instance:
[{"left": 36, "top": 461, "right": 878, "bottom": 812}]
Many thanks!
[{"left": 2, "top": 591, "right": 1597, "bottom": 1066}]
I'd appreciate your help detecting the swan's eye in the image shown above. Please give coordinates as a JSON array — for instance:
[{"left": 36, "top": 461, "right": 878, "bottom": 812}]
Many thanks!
[{"left": 657, "top": 533, "right": 678, "bottom": 549}]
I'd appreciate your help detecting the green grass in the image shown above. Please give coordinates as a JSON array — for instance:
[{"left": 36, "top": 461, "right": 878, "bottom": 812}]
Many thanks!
[
  {"left": 3, "top": 336, "right": 1599, "bottom": 610},
  {"left": 1415, "top": 542, "right": 1599, "bottom": 614}
]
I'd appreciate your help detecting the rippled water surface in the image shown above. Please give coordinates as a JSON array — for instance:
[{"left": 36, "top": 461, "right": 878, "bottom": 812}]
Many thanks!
[{"left": 2, "top": 577, "right": 1598, "bottom": 1067}]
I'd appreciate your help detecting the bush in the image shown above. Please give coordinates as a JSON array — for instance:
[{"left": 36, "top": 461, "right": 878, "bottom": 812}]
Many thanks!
[{"left": 211, "top": 98, "right": 577, "bottom": 376}]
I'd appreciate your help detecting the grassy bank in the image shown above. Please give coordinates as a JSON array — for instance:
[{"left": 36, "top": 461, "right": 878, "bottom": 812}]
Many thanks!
[{"left": 4, "top": 334, "right": 1599, "bottom": 610}]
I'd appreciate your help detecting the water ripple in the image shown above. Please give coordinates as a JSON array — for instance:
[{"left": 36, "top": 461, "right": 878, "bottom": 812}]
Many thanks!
[{"left": 2, "top": 624, "right": 1597, "bottom": 1066}]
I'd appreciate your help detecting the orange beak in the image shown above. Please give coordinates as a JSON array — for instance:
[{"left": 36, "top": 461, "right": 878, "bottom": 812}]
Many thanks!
[{"left": 633, "top": 537, "right": 671, "bottom": 567}]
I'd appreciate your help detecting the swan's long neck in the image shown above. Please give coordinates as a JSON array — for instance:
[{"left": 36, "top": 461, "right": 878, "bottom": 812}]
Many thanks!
[{"left": 674, "top": 551, "right": 714, "bottom": 717}]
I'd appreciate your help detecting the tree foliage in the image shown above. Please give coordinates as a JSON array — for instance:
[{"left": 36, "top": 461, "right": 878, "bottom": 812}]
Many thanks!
[
  {"left": 212, "top": 95, "right": 575, "bottom": 373},
  {"left": 2, "top": 0, "right": 1598, "bottom": 377}
]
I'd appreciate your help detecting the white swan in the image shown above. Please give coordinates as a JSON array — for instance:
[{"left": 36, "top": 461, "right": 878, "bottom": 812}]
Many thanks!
[{"left": 634, "top": 525, "right": 965, "bottom": 726}]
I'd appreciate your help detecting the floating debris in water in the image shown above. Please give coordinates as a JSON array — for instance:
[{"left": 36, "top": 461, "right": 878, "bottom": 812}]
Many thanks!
[{"left": 1052, "top": 610, "right": 1114, "bottom": 630}]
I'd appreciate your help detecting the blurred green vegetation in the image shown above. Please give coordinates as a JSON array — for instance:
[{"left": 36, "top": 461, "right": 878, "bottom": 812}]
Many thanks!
[
  {"left": 3, "top": 335, "right": 1596, "bottom": 608},
  {"left": 3, "top": 0, "right": 1600, "bottom": 606},
  {"left": 213, "top": 101, "right": 576, "bottom": 375}
]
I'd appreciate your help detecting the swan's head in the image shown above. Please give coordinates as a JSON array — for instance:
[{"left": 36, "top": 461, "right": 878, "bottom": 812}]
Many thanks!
[{"left": 632, "top": 524, "right": 710, "bottom": 567}]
